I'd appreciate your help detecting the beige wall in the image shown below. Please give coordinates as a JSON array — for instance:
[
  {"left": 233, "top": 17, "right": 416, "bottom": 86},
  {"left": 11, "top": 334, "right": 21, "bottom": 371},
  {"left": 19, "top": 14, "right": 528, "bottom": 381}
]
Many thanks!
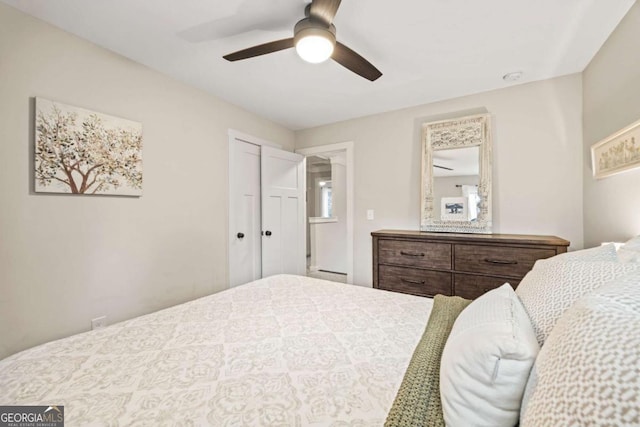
[
  {"left": 583, "top": 2, "right": 640, "bottom": 247},
  {"left": 0, "top": 3, "right": 294, "bottom": 359},
  {"left": 296, "top": 75, "right": 584, "bottom": 286}
]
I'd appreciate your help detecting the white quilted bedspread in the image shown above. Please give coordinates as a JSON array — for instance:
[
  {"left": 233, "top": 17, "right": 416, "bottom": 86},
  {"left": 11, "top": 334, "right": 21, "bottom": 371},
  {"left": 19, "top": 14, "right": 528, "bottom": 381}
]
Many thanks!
[{"left": 0, "top": 275, "right": 433, "bottom": 426}]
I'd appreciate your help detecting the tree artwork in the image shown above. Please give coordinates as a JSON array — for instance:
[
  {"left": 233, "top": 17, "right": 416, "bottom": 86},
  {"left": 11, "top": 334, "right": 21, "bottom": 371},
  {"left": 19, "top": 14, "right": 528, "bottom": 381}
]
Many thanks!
[{"left": 35, "top": 98, "right": 143, "bottom": 196}]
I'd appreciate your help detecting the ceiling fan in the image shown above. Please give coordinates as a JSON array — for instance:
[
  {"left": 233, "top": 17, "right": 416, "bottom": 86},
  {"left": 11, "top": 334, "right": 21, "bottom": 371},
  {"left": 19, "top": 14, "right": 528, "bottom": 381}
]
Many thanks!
[
  {"left": 434, "top": 165, "right": 454, "bottom": 171},
  {"left": 222, "top": 0, "right": 382, "bottom": 81}
]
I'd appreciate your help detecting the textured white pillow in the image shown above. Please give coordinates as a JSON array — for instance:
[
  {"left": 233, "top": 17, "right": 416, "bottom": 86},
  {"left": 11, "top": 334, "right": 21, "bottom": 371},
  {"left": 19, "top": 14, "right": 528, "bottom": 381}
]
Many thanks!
[
  {"left": 553, "top": 242, "right": 618, "bottom": 262},
  {"left": 521, "top": 273, "right": 640, "bottom": 426},
  {"left": 618, "top": 235, "right": 640, "bottom": 262},
  {"left": 515, "top": 260, "right": 639, "bottom": 346},
  {"left": 440, "top": 284, "right": 539, "bottom": 427},
  {"left": 622, "top": 235, "right": 640, "bottom": 250},
  {"left": 618, "top": 248, "right": 640, "bottom": 262}
]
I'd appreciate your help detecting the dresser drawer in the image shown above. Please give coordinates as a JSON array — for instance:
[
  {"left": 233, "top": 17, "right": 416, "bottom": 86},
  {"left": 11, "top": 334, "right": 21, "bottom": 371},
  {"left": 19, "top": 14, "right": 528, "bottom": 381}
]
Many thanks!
[
  {"left": 454, "top": 273, "right": 521, "bottom": 300},
  {"left": 378, "top": 265, "right": 452, "bottom": 298},
  {"left": 454, "top": 244, "right": 556, "bottom": 278},
  {"left": 378, "top": 240, "right": 452, "bottom": 270},
  {"left": 372, "top": 230, "right": 569, "bottom": 299}
]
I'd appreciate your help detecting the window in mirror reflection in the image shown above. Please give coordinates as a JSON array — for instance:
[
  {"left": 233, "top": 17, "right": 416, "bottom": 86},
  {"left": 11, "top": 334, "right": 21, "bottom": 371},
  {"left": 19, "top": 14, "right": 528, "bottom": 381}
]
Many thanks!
[
  {"left": 320, "top": 181, "right": 333, "bottom": 218},
  {"left": 433, "top": 146, "right": 480, "bottom": 221}
]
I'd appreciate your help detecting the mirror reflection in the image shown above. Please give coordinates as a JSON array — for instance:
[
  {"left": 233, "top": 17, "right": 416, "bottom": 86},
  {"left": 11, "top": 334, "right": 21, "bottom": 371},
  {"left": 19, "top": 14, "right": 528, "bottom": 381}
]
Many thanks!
[{"left": 432, "top": 146, "right": 480, "bottom": 222}]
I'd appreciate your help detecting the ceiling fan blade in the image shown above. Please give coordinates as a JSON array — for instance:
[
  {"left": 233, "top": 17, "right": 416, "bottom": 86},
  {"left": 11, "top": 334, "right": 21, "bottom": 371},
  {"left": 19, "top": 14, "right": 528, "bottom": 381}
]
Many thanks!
[
  {"left": 223, "top": 38, "right": 295, "bottom": 61},
  {"left": 332, "top": 42, "right": 382, "bottom": 81},
  {"left": 434, "top": 165, "right": 454, "bottom": 171},
  {"left": 309, "top": 0, "right": 342, "bottom": 26}
]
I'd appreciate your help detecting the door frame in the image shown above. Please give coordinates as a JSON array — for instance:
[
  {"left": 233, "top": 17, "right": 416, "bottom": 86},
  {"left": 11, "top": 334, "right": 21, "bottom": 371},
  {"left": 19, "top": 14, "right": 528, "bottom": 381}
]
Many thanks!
[
  {"left": 296, "top": 141, "right": 354, "bottom": 284},
  {"left": 227, "top": 129, "right": 281, "bottom": 288}
]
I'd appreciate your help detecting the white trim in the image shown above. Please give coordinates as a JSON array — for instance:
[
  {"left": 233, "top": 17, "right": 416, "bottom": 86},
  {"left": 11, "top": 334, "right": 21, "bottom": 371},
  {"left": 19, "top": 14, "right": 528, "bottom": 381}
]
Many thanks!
[
  {"left": 296, "top": 141, "right": 355, "bottom": 285},
  {"left": 309, "top": 217, "right": 338, "bottom": 224},
  {"left": 228, "top": 129, "right": 282, "bottom": 149},
  {"left": 298, "top": 142, "right": 352, "bottom": 155},
  {"left": 329, "top": 155, "right": 346, "bottom": 167},
  {"left": 227, "top": 130, "right": 281, "bottom": 288}
]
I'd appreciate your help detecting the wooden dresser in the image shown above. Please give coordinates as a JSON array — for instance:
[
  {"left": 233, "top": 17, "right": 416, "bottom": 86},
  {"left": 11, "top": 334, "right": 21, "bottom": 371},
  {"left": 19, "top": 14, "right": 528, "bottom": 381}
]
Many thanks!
[{"left": 372, "top": 230, "right": 569, "bottom": 299}]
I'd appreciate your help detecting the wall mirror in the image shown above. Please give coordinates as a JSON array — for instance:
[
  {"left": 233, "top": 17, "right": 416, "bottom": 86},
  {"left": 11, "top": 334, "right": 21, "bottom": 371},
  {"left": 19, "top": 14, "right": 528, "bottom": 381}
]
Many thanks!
[{"left": 421, "top": 113, "right": 492, "bottom": 233}]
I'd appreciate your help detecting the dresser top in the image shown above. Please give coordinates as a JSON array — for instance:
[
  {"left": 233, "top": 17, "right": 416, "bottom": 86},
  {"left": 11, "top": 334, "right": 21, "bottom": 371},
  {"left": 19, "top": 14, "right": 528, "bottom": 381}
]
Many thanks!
[{"left": 371, "top": 229, "right": 570, "bottom": 247}]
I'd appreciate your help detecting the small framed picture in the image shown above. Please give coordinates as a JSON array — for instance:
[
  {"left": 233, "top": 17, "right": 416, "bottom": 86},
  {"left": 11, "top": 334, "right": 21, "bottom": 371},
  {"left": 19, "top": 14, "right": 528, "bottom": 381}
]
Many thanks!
[
  {"left": 441, "top": 197, "right": 466, "bottom": 221},
  {"left": 591, "top": 117, "right": 640, "bottom": 179}
]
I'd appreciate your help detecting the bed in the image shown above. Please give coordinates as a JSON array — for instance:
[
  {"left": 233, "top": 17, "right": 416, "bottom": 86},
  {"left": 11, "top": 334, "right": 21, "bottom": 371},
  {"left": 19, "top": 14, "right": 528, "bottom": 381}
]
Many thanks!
[
  {"left": 3, "top": 243, "right": 639, "bottom": 426},
  {"left": 0, "top": 274, "right": 433, "bottom": 426}
]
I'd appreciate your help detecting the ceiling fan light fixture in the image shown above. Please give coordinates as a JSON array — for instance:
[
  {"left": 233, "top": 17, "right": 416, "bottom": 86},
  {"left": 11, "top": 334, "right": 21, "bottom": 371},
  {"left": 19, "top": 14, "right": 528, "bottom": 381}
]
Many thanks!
[
  {"left": 296, "top": 34, "right": 334, "bottom": 63},
  {"left": 294, "top": 21, "right": 336, "bottom": 64}
]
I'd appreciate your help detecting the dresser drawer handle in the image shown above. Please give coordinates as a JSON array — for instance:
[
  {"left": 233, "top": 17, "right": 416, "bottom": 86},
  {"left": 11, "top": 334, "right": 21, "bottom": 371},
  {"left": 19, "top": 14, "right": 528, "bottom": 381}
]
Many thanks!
[
  {"left": 484, "top": 258, "right": 518, "bottom": 265},
  {"left": 401, "top": 278, "right": 426, "bottom": 285},
  {"left": 400, "top": 251, "right": 425, "bottom": 257}
]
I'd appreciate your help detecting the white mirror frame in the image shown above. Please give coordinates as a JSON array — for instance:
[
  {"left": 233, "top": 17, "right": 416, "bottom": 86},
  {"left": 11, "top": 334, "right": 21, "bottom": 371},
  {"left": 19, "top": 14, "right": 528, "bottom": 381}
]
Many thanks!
[{"left": 420, "top": 113, "right": 492, "bottom": 233}]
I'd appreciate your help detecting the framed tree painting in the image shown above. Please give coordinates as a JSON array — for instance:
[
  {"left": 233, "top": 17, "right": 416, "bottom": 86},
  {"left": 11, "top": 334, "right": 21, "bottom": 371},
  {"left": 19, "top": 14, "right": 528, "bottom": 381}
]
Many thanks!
[{"left": 35, "top": 97, "right": 143, "bottom": 196}]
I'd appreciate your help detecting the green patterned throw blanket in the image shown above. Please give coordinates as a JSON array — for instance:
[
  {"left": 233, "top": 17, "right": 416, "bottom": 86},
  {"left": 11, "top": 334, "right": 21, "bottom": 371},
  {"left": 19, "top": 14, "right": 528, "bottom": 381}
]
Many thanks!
[{"left": 385, "top": 294, "right": 471, "bottom": 427}]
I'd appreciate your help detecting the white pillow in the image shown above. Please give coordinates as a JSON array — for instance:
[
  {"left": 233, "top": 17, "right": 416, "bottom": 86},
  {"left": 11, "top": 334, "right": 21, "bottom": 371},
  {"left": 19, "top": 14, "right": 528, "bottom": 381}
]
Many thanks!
[
  {"left": 440, "top": 284, "right": 539, "bottom": 427},
  {"left": 622, "top": 235, "right": 640, "bottom": 250},
  {"left": 515, "top": 259, "right": 639, "bottom": 346},
  {"left": 618, "top": 248, "right": 640, "bottom": 262},
  {"left": 521, "top": 273, "right": 640, "bottom": 426},
  {"left": 618, "top": 235, "right": 640, "bottom": 262},
  {"left": 553, "top": 242, "right": 618, "bottom": 262}
]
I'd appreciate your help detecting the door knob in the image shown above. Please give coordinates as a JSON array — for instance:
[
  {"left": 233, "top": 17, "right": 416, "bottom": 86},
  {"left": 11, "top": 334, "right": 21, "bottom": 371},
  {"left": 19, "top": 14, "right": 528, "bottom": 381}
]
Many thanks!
[
  {"left": 237, "top": 232, "right": 245, "bottom": 239},
  {"left": 265, "top": 230, "right": 272, "bottom": 236}
]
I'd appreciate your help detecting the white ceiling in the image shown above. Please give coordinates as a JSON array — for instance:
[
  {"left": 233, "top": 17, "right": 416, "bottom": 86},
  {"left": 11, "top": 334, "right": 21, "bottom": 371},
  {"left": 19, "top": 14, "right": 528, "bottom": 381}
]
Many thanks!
[
  {"left": 3, "top": 0, "right": 634, "bottom": 130},
  {"left": 433, "top": 146, "right": 479, "bottom": 178}
]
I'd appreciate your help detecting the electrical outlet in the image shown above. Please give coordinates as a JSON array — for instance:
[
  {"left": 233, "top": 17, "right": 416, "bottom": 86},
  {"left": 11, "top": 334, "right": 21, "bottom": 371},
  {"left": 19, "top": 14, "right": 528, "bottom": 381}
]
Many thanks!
[
  {"left": 367, "top": 209, "right": 374, "bottom": 220},
  {"left": 91, "top": 316, "right": 107, "bottom": 330}
]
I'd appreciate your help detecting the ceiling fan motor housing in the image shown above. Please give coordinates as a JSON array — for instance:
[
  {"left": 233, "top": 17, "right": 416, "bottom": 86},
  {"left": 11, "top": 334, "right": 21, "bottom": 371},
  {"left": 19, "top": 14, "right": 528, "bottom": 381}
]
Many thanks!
[{"left": 293, "top": 18, "right": 337, "bottom": 47}]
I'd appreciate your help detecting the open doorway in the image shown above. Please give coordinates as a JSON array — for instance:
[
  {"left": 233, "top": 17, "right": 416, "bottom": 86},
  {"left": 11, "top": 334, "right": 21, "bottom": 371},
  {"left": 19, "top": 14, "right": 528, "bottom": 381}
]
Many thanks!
[{"left": 296, "top": 142, "right": 354, "bottom": 284}]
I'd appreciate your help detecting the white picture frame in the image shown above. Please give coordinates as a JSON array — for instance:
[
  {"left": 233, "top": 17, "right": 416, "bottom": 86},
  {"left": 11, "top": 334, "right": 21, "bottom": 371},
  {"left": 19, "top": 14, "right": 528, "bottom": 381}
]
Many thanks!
[
  {"left": 441, "top": 197, "right": 467, "bottom": 221},
  {"left": 591, "top": 117, "right": 640, "bottom": 179}
]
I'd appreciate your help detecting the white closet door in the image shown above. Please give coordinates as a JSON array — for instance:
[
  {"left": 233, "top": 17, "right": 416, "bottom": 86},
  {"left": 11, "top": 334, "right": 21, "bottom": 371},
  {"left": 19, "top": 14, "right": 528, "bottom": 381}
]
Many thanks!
[
  {"left": 261, "top": 145, "right": 305, "bottom": 278},
  {"left": 229, "top": 140, "right": 262, "bottom": 287}
]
